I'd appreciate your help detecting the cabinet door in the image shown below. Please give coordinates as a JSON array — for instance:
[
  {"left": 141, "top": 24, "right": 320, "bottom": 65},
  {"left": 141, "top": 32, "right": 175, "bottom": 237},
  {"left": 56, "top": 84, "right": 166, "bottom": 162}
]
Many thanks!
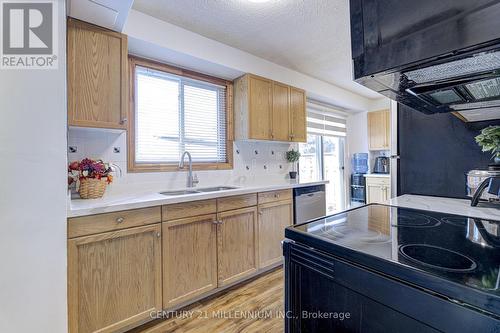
[
  {"left": 68, "top": 224, "right": 162, "bottom": 333},
  {"left": 258, "top": 200, "right": 293, "bottom": 268},
  {"left": 382, "top": 184, "right": 391, "bottom": 201},
  {"left": 290, "top": 87, "right": 307, "bottom": 142},
  {"left": 366, "top": 183, "right": 385, "bottom": 204},
  {"left": 217, "top": 207, "right": 258, "bottom": 287},
  {"left": 248, "top": 75, "right": 273, "bottom": 140},
  {"left": 272, "top": 82, "right": 290, "bottom": 141},
  {"left": 368, "top": 110, "right": 390, "bottom": 150},
  {"left": 162, "top": 214, "right": 218, "bottom": 309},
  {"left": 67, "top": 19, "right": 128, "bottom": 129}
]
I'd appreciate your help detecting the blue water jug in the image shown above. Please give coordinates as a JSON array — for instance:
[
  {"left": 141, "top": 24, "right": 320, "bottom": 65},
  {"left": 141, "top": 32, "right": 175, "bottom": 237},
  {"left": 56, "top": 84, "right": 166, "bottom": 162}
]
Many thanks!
[{"left": 353, "top": 153, "right": 368, "bottom": 174}]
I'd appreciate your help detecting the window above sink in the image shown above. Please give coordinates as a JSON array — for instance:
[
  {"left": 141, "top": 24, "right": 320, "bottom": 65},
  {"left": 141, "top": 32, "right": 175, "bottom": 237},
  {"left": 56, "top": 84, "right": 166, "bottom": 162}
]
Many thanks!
[{"left": 128, "top": 57, "right": 234, "bottom": 173}]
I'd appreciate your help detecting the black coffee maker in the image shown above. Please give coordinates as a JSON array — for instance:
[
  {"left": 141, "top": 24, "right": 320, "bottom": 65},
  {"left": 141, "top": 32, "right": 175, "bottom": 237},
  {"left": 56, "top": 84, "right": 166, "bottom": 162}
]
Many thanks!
[{"left": 373, "top": 156, "right": 389, "bottom": 174}]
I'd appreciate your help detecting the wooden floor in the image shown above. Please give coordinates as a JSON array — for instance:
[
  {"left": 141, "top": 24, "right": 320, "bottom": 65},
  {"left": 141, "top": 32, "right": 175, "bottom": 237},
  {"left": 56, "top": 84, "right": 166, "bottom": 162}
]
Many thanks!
[{"left": 132, "top": 268, "right": 284, "bottom": 333}]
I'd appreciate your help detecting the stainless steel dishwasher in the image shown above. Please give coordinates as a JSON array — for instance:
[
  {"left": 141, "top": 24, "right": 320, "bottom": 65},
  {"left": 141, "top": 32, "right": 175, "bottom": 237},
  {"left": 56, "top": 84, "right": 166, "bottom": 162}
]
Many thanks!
[{"left": 293, "top": 185, "right": 326, "bottom": 224}]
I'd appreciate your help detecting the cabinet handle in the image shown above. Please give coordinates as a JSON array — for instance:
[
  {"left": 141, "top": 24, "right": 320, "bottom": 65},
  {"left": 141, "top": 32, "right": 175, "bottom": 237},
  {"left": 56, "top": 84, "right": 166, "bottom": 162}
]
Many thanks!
[
  {"left": 274, "top": 193, "right": 280, "bottom": 198},
  {"left": 116, "top": 217, "right": 125, "bottom": 224},
  {"left": 258, "top": 211, "right": 263, "bottom": 215},
  {"left": 156, "top": 232, "right": 161, "bottom": 238},
  {"left": 120, "top": 117, "right": 128, "bottom": 125}
]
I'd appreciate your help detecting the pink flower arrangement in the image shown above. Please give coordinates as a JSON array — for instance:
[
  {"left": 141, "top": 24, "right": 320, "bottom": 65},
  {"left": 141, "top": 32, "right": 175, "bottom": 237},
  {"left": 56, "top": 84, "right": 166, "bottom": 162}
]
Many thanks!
[{"left": 68, "top": 158, "right": 113, "bottom": 186}]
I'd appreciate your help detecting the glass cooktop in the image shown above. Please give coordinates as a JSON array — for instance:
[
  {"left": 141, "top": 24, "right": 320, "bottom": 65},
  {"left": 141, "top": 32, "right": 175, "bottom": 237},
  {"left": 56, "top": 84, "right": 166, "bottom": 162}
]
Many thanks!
[{"left": 291, "top": 204, "right": 500, "bottom": 297}]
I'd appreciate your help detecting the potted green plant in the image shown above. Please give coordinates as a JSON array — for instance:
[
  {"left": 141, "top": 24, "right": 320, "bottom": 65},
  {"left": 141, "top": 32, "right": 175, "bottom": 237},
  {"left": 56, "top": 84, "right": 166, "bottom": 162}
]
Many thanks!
[
  {"left": 475, "top": 125, "right": 500, "bottom": 165},
  {"left": 286, "top": 149, "right": 301, "bottom": 179}
]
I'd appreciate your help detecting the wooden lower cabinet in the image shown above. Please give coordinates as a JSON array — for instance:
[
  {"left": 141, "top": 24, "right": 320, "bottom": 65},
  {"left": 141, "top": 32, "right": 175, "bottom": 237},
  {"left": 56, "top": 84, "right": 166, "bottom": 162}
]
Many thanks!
[
  {"left": 162, "top": 214, "right": 218, "bottom": 309},
  {"left": 68, "top": 194, "right": 294, "bottom": 331},
  {"left": 217, "top": 207, "right": 258, "bottom": 287},
  {"left": 68, "top": 224, "right": 162, "bottom": 333},
  {"left": 258, "top": 200, "right": 293, "bottom": 268}
]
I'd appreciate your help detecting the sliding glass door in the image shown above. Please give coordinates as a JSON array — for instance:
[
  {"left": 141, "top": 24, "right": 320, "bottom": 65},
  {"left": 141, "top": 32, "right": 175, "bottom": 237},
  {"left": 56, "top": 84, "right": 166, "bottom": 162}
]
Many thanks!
[
  {"left": 323, "top": 136, "right": 345, "bottom": 213},
  {"left": 299, "top": 135, "right": 345, "bottom": 214},
  {"left": 298, "top": 134, "right": 322, "bottom": 183}
]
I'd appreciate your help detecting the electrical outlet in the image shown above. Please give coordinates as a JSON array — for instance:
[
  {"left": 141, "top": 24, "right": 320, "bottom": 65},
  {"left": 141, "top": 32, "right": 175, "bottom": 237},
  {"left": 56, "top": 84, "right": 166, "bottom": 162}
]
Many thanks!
[{"left": 113, "top": 147, "right": 120, "bottom": 153}]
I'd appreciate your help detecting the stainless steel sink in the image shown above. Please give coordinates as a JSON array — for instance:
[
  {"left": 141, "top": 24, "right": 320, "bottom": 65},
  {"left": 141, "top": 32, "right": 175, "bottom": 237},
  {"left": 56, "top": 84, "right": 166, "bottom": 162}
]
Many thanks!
[
  {"left": 159, "top": 190, "right": 200, "bottom": 196},
  {"left": 159, "top": 186, "right": 238, "bottom": 196},
  {"left": 196, "top": 186, "right": 239, "bottom": 192}
]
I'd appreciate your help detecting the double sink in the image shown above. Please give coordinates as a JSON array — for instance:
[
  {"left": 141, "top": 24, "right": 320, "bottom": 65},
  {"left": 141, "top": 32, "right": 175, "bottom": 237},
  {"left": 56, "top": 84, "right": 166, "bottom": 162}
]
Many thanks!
[{"left": 159, "top": 186, "right": 238, "bottom": 196}]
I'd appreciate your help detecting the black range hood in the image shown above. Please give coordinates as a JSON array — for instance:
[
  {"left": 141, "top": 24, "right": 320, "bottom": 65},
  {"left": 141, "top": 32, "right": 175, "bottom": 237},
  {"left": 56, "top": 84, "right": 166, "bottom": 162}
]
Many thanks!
[{"left": 350, "top": 0, "right": 500, "bottom": 122}]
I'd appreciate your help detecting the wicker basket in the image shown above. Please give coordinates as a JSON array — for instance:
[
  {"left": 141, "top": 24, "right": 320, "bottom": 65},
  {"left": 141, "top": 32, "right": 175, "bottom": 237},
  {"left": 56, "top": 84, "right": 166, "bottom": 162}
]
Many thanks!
[{"left": 79, "top": 178, "right": 107, "bottom": 199}]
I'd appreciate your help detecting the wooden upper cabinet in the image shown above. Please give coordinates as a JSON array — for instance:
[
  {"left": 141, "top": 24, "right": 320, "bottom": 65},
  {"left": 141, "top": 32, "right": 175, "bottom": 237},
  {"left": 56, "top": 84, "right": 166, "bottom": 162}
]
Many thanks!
[
  {"left": 248, "top": 75, "right": 273, "bottom": 140},
  {"left": 162, "top": 214, "right": 218, "bottom": 309},
  {"left": 272, "top": 82, "right": 290, "bottom": 141},
  {"left": 67, "top": 19, "right": 128, "bottom": 129},
  {"left": 234, "top": 74, "right": 307, "bottom": 142},
  {"left": 257, "top": 199, "right": 293, "bottom": 268},
  {"left": 68, "top": 224, "right": 162, "bottom": 333},
  {"left": 368, "top": 109, "right": 390, "bottom": 150},
  {"left": 290, "top": 87, "right": 307, "bottom": 142},
  {"left": 217, "top": 207, "right": 258, "bottom": 287}
]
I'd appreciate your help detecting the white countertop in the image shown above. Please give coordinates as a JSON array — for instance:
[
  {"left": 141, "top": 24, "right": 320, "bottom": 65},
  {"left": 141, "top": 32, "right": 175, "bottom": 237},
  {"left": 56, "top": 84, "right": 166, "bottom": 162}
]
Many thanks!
[
  {"left": 364, "top": 173, "right": 390, "bottom": 178},
  {"left": 68, "top": 180, "right": 328, "bottom": 218},
  {"left": 388, "top": 194, "right": 500, "bottom": 221}
]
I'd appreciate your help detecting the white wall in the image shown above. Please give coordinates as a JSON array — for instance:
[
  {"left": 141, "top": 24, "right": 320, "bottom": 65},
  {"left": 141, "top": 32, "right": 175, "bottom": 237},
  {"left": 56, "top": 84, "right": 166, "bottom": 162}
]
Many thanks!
[
  {"left": 124, "top": 10, "right": 385, "bottom": 112},
  {"left": 0, "top": 1, "right": 67, "bottom": 332},
  {"left": 346, "top": 111, "right": 369, "bottom": 166},
  {"left": 346, "top": 109, "right": 392, "bottom": 174}
]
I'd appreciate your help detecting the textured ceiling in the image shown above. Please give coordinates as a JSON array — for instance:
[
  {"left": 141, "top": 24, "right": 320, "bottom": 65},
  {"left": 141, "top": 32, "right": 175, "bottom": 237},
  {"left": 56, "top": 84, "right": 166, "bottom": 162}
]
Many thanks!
[{"left": 132, "top": 0, "right": 381, "bottom": 99}]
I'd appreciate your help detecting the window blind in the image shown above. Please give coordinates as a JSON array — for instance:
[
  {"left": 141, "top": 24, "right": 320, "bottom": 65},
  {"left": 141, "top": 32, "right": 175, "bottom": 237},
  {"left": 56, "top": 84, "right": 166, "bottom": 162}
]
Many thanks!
[
  {"left": 306, "top": 101, "right": 347, "bottom": 137},
  {"left": 135, "top": 65, "right": 227, "bottom": 164}
]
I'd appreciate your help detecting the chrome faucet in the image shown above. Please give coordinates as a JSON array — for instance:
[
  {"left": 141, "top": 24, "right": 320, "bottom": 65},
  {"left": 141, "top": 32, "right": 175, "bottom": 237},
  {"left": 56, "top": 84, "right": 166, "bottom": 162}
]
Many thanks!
[{"left": 179, "top": 151, "right": 199, "bottom": 188}]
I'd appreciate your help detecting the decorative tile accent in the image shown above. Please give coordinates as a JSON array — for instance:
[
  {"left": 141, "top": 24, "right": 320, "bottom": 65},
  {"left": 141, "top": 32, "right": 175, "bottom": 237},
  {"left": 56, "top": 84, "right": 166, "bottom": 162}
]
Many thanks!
[{"left": 68, "top": 131, "right": 294, "bottom": 189}]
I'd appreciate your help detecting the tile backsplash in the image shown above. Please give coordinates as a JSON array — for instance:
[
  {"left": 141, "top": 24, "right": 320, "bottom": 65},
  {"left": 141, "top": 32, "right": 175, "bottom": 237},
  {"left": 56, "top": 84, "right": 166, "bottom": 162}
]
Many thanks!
[{"left": 68, "top": 127, "right": 296, "bottom": 194}]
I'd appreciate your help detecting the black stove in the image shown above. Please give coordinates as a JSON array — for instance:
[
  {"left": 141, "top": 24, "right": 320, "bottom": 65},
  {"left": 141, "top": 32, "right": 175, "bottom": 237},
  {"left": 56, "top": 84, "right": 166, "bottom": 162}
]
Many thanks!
[{"left": 285, "top": 204, "right": 500, "bottom": 318}]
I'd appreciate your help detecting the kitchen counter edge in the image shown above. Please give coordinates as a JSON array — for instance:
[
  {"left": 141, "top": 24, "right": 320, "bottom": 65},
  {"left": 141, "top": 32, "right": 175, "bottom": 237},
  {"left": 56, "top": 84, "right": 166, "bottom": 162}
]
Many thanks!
[
  {"left": 388, "top": 194, "right": 500, "bottom": 221},
  {"left": 68, "top": 180, "right": 329, "bottom": 218}
]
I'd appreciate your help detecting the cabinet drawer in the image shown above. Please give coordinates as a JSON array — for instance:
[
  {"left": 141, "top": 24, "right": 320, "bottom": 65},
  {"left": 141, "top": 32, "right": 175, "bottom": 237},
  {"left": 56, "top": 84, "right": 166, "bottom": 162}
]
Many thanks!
[
  {"left": 258, "top": 189, "right": 292, "bottom": 204},
  {"left": 68, "top": 207, "right": 161, "bottom": 238},
  {"left": 365, "top": 177, "right": 390, "bottom": 186},
  {"left": 217, "top": 194, "right": 257, "bottom": 212},
  {"left": 162, "top": 199, "right": 217, "bottom": 221}
]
